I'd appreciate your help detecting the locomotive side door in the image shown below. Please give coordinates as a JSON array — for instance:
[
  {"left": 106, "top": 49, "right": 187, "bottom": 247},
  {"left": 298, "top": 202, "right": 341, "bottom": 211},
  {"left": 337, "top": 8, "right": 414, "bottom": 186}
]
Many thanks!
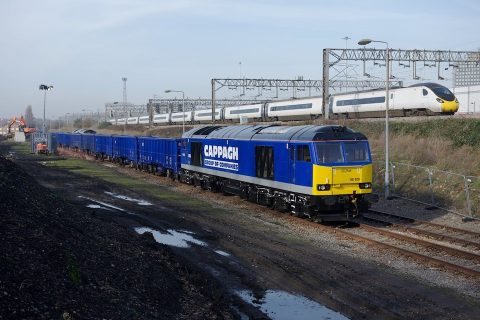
[{"left": 289, "top": 145, "right": 295, "bottom": 184}]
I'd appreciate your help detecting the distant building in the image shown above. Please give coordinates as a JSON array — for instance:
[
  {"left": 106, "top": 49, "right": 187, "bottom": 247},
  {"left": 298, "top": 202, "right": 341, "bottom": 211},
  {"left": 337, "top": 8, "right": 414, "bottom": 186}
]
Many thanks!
[
  {"left": 453, "top": 51, "right": 480, "bottom": 87},
  {"left": 452, "top": 85, "right": 480, "bottom": 113}
]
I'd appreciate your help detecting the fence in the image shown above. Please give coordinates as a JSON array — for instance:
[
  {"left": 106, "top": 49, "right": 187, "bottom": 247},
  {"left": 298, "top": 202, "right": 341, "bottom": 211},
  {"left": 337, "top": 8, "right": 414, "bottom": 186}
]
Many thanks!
[
  {"left": 30, "top": 132, "right": 48, "bottom": 153},
  {"left": 372, "top": 161, "right": 479, "bottom": 220}
]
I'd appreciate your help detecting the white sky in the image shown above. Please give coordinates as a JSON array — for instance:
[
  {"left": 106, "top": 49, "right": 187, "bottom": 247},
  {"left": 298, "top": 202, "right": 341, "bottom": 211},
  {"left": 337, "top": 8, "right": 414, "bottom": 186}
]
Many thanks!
[{"left": 1, "top": 0, "right": 479, "bottom": 119}]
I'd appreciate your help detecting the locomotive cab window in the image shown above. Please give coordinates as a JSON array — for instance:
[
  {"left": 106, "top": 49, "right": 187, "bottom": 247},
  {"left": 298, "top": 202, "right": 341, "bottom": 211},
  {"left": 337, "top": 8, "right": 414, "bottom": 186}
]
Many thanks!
[
  {"left": 191, "top": 142, "right": 203, "bottom": 166},
  {"left": 296, "top": 145, "right": 311, "bottom": 162},
  {"left": 431, "top": 86, "right": 455, "bottom": 101},
  {"left": 315, "top": 143, "right": 343, "bottom": 163},
  {"left": 343, "top": 141, "right": 370, "bottom": 162},
  {"left": 255, "top": 146, "right": 274, "bottom": 179}
]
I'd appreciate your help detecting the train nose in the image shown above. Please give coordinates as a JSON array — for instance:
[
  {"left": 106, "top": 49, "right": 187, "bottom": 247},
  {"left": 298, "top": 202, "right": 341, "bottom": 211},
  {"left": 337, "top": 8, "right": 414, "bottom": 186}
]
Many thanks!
[{"left": 441, "top": 99, "right": 459, "bottom": 113}]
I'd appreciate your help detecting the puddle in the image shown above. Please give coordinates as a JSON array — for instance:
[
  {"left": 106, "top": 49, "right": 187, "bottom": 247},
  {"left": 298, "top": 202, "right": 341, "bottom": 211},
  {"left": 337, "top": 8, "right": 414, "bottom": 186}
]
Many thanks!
[
  {"left": 214, "top": 250, "right": 231, "bottom": 257},
  {"left": 236, "top": 290, "right": 349, "bottom": 320},
  {"left": 86, "top": 204, "right": 111, "bottom": 210},
  {"left": 105, "top": 191, "right": 152, "bottom": 206},
  {"left": 135, "top": 227, "right": 206, "bottom": 248},
  {"left": 78, "top": 196, "right": 135, "bottom": 215}
]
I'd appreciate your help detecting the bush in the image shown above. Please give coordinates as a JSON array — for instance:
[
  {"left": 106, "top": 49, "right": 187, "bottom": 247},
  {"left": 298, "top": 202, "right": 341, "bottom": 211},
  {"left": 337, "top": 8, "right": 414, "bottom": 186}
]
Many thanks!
[{"left": 97, "top": 121, "right": 111, "bottom": 129}]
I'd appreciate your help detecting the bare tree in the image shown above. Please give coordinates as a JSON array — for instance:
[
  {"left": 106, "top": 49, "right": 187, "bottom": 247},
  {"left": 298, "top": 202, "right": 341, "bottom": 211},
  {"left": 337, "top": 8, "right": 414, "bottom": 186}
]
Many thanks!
[{"left": 24, "top": 105, "right": 35, "bottom": 128}]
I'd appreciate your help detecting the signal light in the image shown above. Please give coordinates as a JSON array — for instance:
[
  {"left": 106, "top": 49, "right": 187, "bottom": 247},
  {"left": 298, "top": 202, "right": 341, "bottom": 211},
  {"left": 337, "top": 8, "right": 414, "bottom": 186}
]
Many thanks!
[
  {"left": 317, "top": 184, "right": 331, "bottom": 191},
  {"left": 359, "top": 183, "right": 371, "bottom": 189}
]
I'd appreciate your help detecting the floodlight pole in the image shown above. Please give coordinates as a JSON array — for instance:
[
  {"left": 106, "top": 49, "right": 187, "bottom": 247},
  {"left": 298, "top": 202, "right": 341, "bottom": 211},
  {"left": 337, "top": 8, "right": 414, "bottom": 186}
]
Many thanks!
[
  {"left": 39, "top": 84, "right": 54, "bottom": 134},
  {"left": 358, "top": 38, "right": 390, "bottom": 200}
]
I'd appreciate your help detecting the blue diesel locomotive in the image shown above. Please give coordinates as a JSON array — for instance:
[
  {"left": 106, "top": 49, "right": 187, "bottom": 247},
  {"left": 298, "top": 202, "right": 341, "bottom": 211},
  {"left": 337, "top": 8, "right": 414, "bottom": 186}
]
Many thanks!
[{"left": 53, "top": 124, "right": 378, "bottom": 221}]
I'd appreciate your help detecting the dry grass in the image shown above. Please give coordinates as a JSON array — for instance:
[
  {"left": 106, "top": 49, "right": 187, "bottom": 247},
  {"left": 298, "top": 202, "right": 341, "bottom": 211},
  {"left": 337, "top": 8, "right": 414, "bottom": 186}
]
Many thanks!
[{"left": 367, "top": 133, "right": 480, "bottom": 177}]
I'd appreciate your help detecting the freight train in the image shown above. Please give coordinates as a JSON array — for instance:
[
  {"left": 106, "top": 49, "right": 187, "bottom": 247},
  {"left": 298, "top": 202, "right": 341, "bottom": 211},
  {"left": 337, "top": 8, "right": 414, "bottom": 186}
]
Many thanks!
[
  {"left": 109, "top": 83, "right": 458, "bottom": 125},
  {"left": 53, "top": 124, "right": 378, "bottom": 221}
]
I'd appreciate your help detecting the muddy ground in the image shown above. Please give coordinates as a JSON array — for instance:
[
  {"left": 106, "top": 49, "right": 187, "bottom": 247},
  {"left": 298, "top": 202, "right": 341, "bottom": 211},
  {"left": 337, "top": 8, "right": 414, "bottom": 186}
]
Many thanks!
[
  {"left": 1, "top": 141, "right": 479, "bottom": 319},
  {"left": 0, "top": 147, "right": 237, "bottom": 319}
]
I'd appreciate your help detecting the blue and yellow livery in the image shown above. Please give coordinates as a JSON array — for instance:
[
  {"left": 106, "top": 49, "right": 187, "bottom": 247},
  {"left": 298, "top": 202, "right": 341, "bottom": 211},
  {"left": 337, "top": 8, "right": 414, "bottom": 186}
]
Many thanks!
[
  {"left": 181, "top": 125, "right": 378, "bottom": 221},
  {"left": 53, "top": 124, "right": 378, "bottom": 222}
]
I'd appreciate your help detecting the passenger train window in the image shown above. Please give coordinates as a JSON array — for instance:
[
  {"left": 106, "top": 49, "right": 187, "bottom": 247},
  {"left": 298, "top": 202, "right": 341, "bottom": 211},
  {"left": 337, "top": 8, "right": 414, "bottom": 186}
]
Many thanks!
[
  {"left": 296, "top": 145, "right": 311, "bottom": 162},
  {"left": 423, "top": 89, "right": 428, "bottom": 96}
]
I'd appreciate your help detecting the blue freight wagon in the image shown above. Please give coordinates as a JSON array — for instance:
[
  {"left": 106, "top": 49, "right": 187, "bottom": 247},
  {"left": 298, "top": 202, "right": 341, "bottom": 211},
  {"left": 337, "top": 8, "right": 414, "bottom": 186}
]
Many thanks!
[
  {"left": 70, "top": 134, "right": 82, "bottom": 150},
  {"left": 81, "top": 134, "right": 96, "bottom": 153},
  {"left": 55, "top": 132, "right": 68, "bottom": 148},
  {"left": 138, "top": 137, "right": 181, "bottom": 174},
  {"left": 95, "top": 135, "right": 113, "bottom": 159},
  {"left": 112, "top": 135, "right": 138, "bottom": 164}
]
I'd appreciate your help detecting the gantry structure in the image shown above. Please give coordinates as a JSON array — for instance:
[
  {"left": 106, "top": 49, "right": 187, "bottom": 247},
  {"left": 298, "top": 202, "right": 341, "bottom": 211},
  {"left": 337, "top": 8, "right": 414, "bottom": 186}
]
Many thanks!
[{"left": 103, "top": 48, "right": 480, "bottom": 121}]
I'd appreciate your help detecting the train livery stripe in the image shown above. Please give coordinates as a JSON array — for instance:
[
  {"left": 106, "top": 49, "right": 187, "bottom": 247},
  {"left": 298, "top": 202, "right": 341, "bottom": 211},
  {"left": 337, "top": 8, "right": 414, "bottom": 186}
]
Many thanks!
[{"left": 181, "top": 164, "right": 312, "bottom": 195}]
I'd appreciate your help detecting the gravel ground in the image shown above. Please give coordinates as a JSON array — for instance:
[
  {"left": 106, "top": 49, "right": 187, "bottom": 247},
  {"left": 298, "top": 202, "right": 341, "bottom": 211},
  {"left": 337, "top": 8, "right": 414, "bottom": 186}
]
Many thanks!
[
  {"left": 3, "top": 143, "right": 480, "bottom": 319},
  {"left": 0, "top": 154, "right": 237, "bottom": 320},
  {"left": 372, "top": 197, "right": 480, "bottom": 233},
  {"left": 104, "top": 157, "right": 480, "bottom": 301}
]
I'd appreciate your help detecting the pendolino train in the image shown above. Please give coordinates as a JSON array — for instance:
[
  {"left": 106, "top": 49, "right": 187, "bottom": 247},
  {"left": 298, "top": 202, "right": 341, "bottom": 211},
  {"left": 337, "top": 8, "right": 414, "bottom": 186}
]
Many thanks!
[
  {"left": 109, "top": 82, "right": 458, "bottom": 126},
  {"left": 53, "top": 124, "right": 379, "bottom": 221}
]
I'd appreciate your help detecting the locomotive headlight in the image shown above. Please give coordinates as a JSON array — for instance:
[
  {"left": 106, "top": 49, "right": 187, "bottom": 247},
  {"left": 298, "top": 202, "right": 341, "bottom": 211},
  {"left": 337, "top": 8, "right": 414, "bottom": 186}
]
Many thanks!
[
  {"left": 317, "top": 184, "right": 331, "bottom": 191},
  {"left": 359, "top": 183, "right": 371, "bottom": 189},
  {"left": 436, "top": 98, "right": 444, "bottom": 103}
]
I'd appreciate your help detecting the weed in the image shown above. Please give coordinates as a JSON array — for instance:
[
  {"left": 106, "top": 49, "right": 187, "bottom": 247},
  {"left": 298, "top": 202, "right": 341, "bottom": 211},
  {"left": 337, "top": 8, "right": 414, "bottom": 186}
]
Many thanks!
[{"left": 66, "top": 255, "right": 82, "bottom": 285}]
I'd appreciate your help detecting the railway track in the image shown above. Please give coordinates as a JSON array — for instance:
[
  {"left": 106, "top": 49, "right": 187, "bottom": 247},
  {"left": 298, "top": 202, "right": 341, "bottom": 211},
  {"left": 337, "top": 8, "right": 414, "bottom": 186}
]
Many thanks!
[
  {"left": 54, "top": 148, "right": 480, "bottom": 278},
  {"left": 363, "top": 209, "right": 480, "bottom": 248},
  {"left": 330, "top": 210, "right": 480, "bottom": 278}
]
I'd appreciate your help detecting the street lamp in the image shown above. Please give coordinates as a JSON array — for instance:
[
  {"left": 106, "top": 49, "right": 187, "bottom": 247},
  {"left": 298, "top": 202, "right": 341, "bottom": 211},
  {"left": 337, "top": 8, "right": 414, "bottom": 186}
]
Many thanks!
[
  {"left": 112, "top": 101, "right": 119, "bottom": 125},
  {"left": 164, "top": 89, "right": 185, "bottom": 134},
  {"left": 358, "top": 38, "right": 391, "bottom": 200},
  {"left": 39, "top": 84, "right": 54, "bottom": 133}
]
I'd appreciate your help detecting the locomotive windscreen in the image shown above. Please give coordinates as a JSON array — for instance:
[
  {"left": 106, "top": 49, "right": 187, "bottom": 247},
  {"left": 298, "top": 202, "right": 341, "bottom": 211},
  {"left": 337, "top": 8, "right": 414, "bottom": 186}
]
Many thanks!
[
  {"left": 430, "top": 86, "right": 455, "bottom": 101},
  {"left": 315, "top": 141, "right": 370, "bottom": 164},
  {"left": 343, "top": 141, "right": 370, "bottom": 162}
]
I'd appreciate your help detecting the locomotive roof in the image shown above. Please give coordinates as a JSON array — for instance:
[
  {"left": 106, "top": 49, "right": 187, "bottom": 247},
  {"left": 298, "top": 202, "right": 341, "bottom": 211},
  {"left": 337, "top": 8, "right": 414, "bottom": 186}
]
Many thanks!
[{"left": 183, "top": 125, "right": 367, "bottom": 141}]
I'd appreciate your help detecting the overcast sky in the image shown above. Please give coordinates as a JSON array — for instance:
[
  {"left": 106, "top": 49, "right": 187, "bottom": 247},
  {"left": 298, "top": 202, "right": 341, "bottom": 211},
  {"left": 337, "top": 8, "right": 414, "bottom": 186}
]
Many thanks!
[{"left": 1, "top": 0, "right": 479, "bottom": 119}]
